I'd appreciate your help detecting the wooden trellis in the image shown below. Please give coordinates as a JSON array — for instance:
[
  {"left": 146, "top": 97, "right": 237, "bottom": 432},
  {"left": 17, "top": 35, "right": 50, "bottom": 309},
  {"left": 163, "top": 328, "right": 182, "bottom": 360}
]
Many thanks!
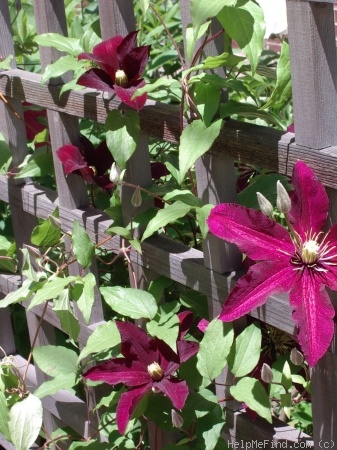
[{"left": 0, "top": 0, "right": 336, "bottom": 448}]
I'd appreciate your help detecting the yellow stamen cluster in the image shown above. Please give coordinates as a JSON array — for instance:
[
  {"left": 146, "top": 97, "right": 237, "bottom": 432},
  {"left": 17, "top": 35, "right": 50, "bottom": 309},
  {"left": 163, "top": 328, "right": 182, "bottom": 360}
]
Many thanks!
[
  {"left": 301, "top": 239, "right": 320, "bottom": 264},
  {"left": 147, "top": 362, "right": 164, "bottom": 381},
  {"left": 115, "top": 69, "right": 128, "bottom": 87}
]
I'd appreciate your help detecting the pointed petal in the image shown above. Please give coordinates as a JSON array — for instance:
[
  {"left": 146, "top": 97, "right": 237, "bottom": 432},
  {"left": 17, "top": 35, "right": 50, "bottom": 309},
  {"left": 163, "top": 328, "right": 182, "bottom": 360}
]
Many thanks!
[
  {"left": 121, "top": 46, "right": 151, "bottom": 80},
  {"left": 117, "top": 384, "right": 151, "bottom": 434},
  {"left": 219, "top": 261, "right": 296, "bottom": 321},
  {"left": 164, "top": 340, "right": 199, "bottom": 376},
  {"left": 77, "top": 69, "right": 115, "bottom": 93},
  {"left": 290, "top": 272, "right": 335, "bottom": 366},
  {"left": 56, "top": 144, "right": 93, "bottom": 183},
  {"left": 155, "top": 377, "right": 189, "bottom": 410},
  {"left": 83, "top": 358, "right": 151, "bottom": 386},
  {"left": 116, "top": 321, "right": 159, "bottom": 367},
  {"left": 91, "top": 35, "right": 123, "bottom": 74},
  {"left": 114, "top": 83, "right": 147, "bottom": 110},
  {"left": 289, "top": 161, "right": 328, "bottom": 238},
  {"left": 197, "top": 319, "right": 209, "bottom": 333},
  {"left": 94, "top": 140, "right": 114, "bottom": 175},
  {"left": 150, "top": 161, "right": 170, "bottom": 179},
  {"left": 116, "top": 31, "right": 138, "bottom": 63},
  {"left": 207, "top": 204, "right": 293, "bottom": 261},
  {"left": 177, "top": 311, "right": 193, "bottom": 338}
]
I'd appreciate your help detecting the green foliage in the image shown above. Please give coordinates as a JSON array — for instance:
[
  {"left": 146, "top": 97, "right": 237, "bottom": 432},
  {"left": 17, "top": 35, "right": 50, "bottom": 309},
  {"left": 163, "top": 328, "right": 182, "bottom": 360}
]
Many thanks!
[{"left": 71, "top": 220, "right": 95, "bottom": 268}]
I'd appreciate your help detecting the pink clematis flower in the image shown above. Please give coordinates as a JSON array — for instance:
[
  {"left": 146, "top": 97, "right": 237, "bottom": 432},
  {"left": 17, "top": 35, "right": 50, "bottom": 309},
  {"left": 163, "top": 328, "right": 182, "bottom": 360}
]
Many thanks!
[
  {"left": 83, "top": 316, "right": 199, "bottom": 434},
  {"left": 207, "top": 161, "right": 337, "bottom": 367},
  {"left": 77, "top": 31, "right": 150, "bottom": 110}
]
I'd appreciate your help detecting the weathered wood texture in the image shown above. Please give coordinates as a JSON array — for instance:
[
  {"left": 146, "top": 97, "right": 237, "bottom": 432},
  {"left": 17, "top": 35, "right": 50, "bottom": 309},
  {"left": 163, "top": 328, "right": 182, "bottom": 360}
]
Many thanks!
[{"left": 0, "top": 0, "right": 336, "bottom": 448}]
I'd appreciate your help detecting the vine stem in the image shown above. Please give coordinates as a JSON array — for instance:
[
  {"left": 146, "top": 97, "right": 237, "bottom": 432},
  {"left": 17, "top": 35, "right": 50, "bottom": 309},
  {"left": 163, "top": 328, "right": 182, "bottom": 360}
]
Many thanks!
[{"left": 22, "top": 301, "right": 49, "bottom": 384}]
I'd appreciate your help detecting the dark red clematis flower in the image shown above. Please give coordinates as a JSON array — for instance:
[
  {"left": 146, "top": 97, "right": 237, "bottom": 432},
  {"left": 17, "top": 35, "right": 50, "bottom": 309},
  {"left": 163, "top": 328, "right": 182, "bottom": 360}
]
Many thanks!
[
  {"left": 56, "top": 136, "right": 114, "bottom": 192},
  {"left": 77, "top": 31, "right": 150, "bottom": 110},
  {"left": 23, "top": 102, "right": 48, "bottom": 146},
  {"left": 83, "top": 315, "right": 199, "bottom": 434}
]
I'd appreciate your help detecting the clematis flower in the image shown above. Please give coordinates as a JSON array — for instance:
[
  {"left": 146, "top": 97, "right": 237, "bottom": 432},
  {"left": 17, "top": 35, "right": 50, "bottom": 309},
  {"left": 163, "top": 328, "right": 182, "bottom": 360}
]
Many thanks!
[
  {"left": 207, "top": 161, "right": 337, "bottom": 367},
  {"left": 56, "top": 136, "right": 114, "bottom": 192},
  {"left": 83, "top": 316, "right": 199, "bottom": 434},
  {"left": 77, "top": 31, "right": 150, "bottom": 110}
]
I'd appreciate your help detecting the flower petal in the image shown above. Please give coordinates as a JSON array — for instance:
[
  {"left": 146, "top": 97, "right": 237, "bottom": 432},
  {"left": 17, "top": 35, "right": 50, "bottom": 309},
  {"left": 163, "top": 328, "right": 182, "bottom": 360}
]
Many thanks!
[
  {"left": 116, "top": 383, "right": 151, "bottom": 434},
  {"left": 92, "top": 35, "right": 123, "bottom": 74},
  {"left": 289, "top": 161, "right": 328, "bottom": 238},
  {"left": 290, "top": 271, "right": 335, "bottom": 366},
  {"left": 164, "top": 340, "right": 199, "bottom": 376},
  {"left": 121, "top": 45, "right": 151, "bottom": 81},
  {"left": 116, "top": 321, "right": 159, "bottom": 366},
  {"left": 219, "top": 261, "right": 295, "bottom": 321},
  {"left": 207, "top": 204, "right": 293, "bottom": 261},
  {"left": 56, "top": 144, "right": 93, "bottom": 183},
  {"left": 83, "top": 358, "right": 151, "bottom": 386},
  {"left": 155, "top": 377, "right": 189, "bottom": 410},
  {"left": 77, "top": 68, "right": 115, "bottom": 93},
  {"left": 113, "top": 83, "right": 147, "bottom": 110},
  {"left": 116, "top": 31, "right": 138, "bottom": 64}
]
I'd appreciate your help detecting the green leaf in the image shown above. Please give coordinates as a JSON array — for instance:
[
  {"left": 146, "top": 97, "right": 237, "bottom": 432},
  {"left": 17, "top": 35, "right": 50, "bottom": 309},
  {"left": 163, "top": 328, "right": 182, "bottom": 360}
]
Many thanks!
[
  {"left": 0, "top": 392, "right": 10, "bottom": 441},
  {"left": 147, "top": 312, "right": 179, "bottom": 352},
  {"left": 194, "top": 82, "right": 221, "bottom": 126},
  {"left": 261, "top": 40, "right": 291, "bottom": 110},
  {"left": 69, "top": 441, "right": 109, "bottom": 450},
  {"left": 0, "top": 141, "right": 12, "bottom": 170},
  {"left": 0, "top": 279, "right": 39, "bottom": 308},
  {"left": 197, "top": 319, "right": 234, "bottom": 382},
  {"left": 196, "top": 406, "right": 226, "bottom": 450},
  {"left": 106, "top": 226, "right": 132, "bottom": 240},
  {"left": 227, "top": 322, "right": 261, "bottom": 377},
  {"left": 101, "top": 286, "right": 158, "bottom": 320},
  {"left": 238, "top": 173, "right": 289, "bottom": 209},
  {"left": 28, "top": 276, "right": 77, "bottom": 310},
  {"left": 148, "top": 276, "right": 173, "bottom": 303},
  {"left": 190, "top": 0, "right": 236, "bottom": 37},
  {"left": 33, "top": 345, "right": 78, "bottom": 378},
  {"left": 9, "top": 394, "right": 43, "bottom": 450},
  {"left": 77, "top": 273, "right": 96, "bottom": 324},
  {"left": 281, "top": 360, "right": 292, "bottom": 392},
  {"left": 106, "top": 110, "right": 140, "bottom": 170},
  {"left": 196, "top": 204, "right": 213, "bottom": 239},
  {"left": 219, "top": 100, "right": 284, "bottom": 127},
  {"left": 34, "top": 375, "right": 77, "bottom": 398},
  {"left": 141, "top": 201, "right": 191, "bottom": 241},
  {"left": 132, "top": 78, "right": 180, "bottom": 98},
  {"left": 203, "top": 52, "right": 246, "bottom": 69},
  {"left": 140, "top": 0, "right": 150, "bottom": 15},
  {"left": 31, "top": 216, "right": 61, "bottom": 247},
  {"left": 35, "top": 33, "right": 82, "bottom": 56},
  {"left": 15, "top": 153, "right": 54, "bottom": 179},
  {"left": 40, "top": 55, "right": 85, "bottom": 84},
  {"left": 78, "top": 321, "right": 120, "bottom": 362},
  {"left": 217, "top": 0, "right": 265, "bottom": 74},
  {"left": 163, "top": 189, "right": 202, "bottom": 207},
  {"left": 0, "top": 55, "right": 13, "bottom": 70},
  {"left": 230, "top": 377, "right": 272, "bottom": 423},
  {"left": 185, "top": 21, "right": 211, "bottom": 63},
  {"left": 178, "top": 119, "right": 222, "bottom": 184},
  {"left": 55, "top": 310, "right": 80, "bottom": 342},
  {"left": 72, "top": 220, "right": 95, "bottom": 268}
]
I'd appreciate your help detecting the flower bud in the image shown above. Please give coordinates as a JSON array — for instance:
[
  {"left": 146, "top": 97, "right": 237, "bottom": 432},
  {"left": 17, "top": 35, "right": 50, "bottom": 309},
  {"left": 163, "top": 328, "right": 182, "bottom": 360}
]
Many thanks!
[
  {"left": 48, "top": 215, "right": 62, "bottom": 230},
  {"left": 147, "top": 362, "right": 164, "bottom": 381},
  {"left": 171, "top": 409, "right": 184, "bottom": 429},
  {"left": 25, "top": 245, "right": 41, "bottom": 260},
  {"left": 109, "top": 162, "right": 120, "bottom": 184},
  {"left": 261, "top": 363, "right": 273, "bottom": 383},
  {"left": 131, "top": 187, "right": 142, "bottom": 208},
  {"left": 276, "top": 180, "right": 291, "bottom": 214},
  {"left": 256, "top": 192, "right": 273, "bottom": 218},
  {"left": 290, "top": 347, "right": 304, "bottom": 366}
]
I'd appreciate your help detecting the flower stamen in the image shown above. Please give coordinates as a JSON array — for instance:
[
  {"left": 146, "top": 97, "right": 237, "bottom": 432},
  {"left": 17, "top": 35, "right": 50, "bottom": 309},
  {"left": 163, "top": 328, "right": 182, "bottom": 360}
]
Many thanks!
[{"left": 147, "top": 362, "right": 164, "bottom": 381}]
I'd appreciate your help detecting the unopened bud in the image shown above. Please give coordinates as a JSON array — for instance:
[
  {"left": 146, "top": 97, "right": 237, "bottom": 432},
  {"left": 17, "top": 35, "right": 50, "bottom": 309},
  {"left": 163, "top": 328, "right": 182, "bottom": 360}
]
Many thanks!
[
  {"left": 109, "top": 162, "right": 120, "bottom": 184},
  {"left": 15, "top": 0, "right": 22, "bottom": 11},
  {"left": 256, "top": 192, "right": 273, "bottom": 218},
  {"left": 48, "top": 215, "right": 62, "bottom": 230},
  {"left": 261, "top": 363, "right": 273, "bottom": 383},
  {"left": 25, "top": 245, "right": 41, "bottom": 260},
  {"left": 276, "top": 180, "right": 291, "bottom": 214},
  {"left": 171, "top": 409, "right": 184, "bottom": 429},
  {"left": 131, "top": 187, "right": 142, "bottom": 208},
  {"left": 290, "top": 347, "right": 304, "bottom": 366}
]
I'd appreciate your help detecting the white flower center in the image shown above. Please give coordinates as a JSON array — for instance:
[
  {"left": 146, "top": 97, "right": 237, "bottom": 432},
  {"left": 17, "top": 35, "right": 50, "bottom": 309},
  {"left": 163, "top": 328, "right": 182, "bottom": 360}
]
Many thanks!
[
  {"left": 301, "top": 239, "right": 320, "bottom": 264},
  {"left": 115, "top": 69, "right": 128, "bottom": 87},
  {"left": 147, "top": 362, "right": 164, "bottom": 381}
]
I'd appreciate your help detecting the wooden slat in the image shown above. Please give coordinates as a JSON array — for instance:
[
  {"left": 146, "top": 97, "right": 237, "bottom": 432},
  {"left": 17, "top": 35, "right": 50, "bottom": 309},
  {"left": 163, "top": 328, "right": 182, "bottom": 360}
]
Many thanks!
[
  {"left": 5, "top": 71, "right": 337, "bottom": 188},
  {"left": 287, "top": 0, "right": 337, "bottom": 149}
]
